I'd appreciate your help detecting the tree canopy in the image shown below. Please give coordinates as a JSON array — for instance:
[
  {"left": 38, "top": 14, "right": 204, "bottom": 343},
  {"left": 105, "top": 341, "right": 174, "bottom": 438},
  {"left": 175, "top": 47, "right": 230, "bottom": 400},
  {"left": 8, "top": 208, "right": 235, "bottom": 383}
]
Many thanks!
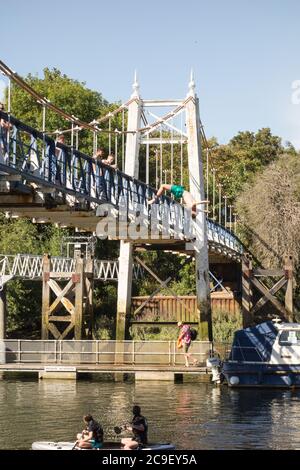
[
  {"left": 207, "top": 128, "right": 296, "bottom": 203},
  {"left": 237, "top": 153, "right": 300, "bottom": 268}
]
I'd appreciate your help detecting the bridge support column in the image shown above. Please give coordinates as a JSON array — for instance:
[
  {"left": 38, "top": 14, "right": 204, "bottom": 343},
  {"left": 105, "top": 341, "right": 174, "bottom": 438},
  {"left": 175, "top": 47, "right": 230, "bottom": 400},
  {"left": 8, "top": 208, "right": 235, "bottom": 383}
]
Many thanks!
[
  {"left": 85, "top": 253, "right": 94, "bottom": 338},
  {"left": 284, "top": 255, "right": 293, "bottom": 322},
  {"left": 116, "top": 242, "right": 133, "bottom": 342},
  {"left": 242, "top": 254, "right": 253, "bottom": 327},
  {"left": 185, "top": 73, "right": 212, "bottom": 341},
  {"left": 74, "top": 252, "right": 84, "bottom": 340},
  {"left": 0, "top": 286, "right": 6, "bottom": 340},
  {"left": 42, "top": 254, "right": 50, "bottom": 340},
  {"left": 116, "top": 74, "right": 141, "bottom": 345}
]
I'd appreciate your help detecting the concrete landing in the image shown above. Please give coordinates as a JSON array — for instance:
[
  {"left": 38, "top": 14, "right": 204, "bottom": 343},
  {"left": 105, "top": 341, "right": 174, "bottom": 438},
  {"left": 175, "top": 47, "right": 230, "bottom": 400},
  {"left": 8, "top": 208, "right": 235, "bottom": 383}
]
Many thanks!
[
  {"left": 135, "top": 371, "right": 175, "bottom": 381},
  {"left": 38, "top": 366, "right": 77, "bottom": 380},
  {"left": 0, "top": 363, "right": 212, "bottom": 382}
]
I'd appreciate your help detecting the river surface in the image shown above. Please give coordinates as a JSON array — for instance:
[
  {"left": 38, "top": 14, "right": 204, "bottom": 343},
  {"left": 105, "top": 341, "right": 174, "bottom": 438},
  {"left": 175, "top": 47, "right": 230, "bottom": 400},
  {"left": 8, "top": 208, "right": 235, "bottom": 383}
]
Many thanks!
[{"left": 1, "top": 377, "right": 300, "bottom": 450}]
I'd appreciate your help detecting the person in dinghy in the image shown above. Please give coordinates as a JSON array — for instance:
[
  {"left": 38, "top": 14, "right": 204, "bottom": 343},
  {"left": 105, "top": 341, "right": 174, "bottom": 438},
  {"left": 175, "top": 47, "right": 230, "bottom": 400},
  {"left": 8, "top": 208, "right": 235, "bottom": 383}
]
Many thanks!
[
  {"left": 121, "top": 405, "right": 148, "bottom": 450},
  {"left": 75, "top": 414, "right": 104, "bottom": 449}
]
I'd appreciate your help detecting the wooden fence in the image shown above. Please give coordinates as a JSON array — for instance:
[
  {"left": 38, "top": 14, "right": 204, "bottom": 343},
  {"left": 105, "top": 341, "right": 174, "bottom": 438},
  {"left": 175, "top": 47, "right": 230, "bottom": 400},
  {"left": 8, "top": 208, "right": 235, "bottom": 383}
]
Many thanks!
[{"left": 131, "top": 293, "right": 241, "bottom": 323}]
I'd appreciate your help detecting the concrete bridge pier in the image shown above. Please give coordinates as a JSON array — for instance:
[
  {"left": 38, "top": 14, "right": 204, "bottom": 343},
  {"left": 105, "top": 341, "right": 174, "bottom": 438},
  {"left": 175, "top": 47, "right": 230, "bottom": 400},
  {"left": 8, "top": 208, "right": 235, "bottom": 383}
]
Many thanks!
[
  {"left": 0, "top": 286, "right": 6, "bottom": 366},
  {"left": 116, "top": 74, "right": 141, "bottom": 346},
  {"left": 185, "top": 73, "right": 212, "bottom": 341}
]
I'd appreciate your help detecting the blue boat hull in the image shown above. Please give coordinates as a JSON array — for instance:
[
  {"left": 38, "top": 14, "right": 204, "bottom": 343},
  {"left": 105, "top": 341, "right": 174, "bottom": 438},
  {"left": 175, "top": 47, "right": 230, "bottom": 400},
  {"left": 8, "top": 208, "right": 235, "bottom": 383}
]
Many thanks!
[{"left": 222, "top": 362, "right": 300, "bottom": 388}]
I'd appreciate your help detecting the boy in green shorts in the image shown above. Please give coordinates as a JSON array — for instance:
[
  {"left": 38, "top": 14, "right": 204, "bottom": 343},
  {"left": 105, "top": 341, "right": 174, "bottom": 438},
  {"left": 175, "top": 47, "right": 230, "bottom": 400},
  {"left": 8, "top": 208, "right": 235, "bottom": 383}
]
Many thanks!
[{"left": 148, "top": 183, "right": 208, "bottom": 217}]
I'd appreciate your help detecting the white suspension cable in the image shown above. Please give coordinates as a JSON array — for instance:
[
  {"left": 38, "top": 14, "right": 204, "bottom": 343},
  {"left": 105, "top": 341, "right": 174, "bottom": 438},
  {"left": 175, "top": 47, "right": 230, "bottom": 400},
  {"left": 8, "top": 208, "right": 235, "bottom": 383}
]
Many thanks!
[
  {"left": 71, "top": 122, "right": 74, "bottom": 149},
  {"left": 180, "top": 112, "right": 183, "bottom": 187},
  {"left": 42, "top": 104, "right": 46, "bottom": 161},
  {"left": 146, "top": 134, "right": 150, "bottom": 185},
  {"left": 7, "top": 77, "right": 11, "bottom": 115},
  {"left": 160, "top": 128, "right": 163, "bottom": 186},
  {"left": 108, "top": 117, "right": 111, "bottom": 154},
  {"left": 93, "top": 130, "right": 97, "bottom": 155},
  {"left": 115, "top": 129, "right": 118, "bottom": 167},
  {"left": 206, "top": 147, "right": 209, "bottom": 200},
  {"left": 75, "top": 128, "right": 79, "bottom": 151},
  {"left": 155, "top": 148, "right": 158, "bottom": 189},
  {"left": 122, "top": 109, "right": 125, "bottom": 172},
  {"left": 171, "top": 119, "right": 174, "bottom": 185}
]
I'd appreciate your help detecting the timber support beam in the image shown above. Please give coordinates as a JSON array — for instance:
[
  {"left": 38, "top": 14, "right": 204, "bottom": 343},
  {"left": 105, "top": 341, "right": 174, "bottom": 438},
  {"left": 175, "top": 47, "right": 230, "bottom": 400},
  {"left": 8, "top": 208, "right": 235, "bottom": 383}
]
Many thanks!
[
  {"left": 242, "top": 253, "right": 294, "bottom": 326},
  {"left": 41, "top": 252, "right": 94, "bottom": 340}
]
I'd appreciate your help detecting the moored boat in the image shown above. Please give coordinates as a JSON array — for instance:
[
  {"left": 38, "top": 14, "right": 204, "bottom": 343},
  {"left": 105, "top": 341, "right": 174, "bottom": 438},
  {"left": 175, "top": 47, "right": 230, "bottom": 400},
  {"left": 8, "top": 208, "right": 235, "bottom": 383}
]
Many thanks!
[
  {"left": 222, "top": 319, "right": 300, "bottom": 388},
  {"left": 31, "top": 440, "right": 175, "bottom": 450}
]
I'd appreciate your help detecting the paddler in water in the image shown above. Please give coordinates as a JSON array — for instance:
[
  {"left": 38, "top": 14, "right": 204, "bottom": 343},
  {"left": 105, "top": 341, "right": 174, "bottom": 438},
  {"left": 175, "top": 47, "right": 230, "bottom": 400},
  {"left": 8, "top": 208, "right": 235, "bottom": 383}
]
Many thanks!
[
  {"left": 75, "top": 414, "right": 104, "bottom": 449},
  {"left": 121, "top": 405, "right": 148, "bottom": 450}
]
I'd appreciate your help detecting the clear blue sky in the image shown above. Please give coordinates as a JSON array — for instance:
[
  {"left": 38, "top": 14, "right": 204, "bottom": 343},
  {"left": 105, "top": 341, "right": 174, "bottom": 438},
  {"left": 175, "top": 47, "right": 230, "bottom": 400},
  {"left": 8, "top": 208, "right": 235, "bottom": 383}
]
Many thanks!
[{"left": 1, "top": 0, "right": 300, "bottom": 147}]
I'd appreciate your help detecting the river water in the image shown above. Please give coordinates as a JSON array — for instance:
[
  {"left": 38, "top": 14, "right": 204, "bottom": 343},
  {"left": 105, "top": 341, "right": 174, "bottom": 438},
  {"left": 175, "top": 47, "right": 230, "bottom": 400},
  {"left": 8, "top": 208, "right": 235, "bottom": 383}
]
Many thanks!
[{"left": 0, "top": 377, "right": 300, "bottom": 450}]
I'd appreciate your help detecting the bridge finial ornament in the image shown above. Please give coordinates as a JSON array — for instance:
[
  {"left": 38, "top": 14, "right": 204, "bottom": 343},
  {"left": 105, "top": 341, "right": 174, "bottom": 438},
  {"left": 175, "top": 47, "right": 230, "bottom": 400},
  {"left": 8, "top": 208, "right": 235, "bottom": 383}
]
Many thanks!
[
  {"left": 131, "top": 70, "right": 140, "bottom": 98},
  {"left": 188, "top": 68, "right": 196, "bottom": 97}
]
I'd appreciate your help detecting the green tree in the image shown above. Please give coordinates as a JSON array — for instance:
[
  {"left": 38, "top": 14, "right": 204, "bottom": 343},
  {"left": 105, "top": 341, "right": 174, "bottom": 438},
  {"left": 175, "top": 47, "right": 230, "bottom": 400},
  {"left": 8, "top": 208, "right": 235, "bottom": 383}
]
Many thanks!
[
  {"left": 236, "top": 153, "right": 300, "bottom": 314},
  {"left": 208, "top": 128, "right": 288, "bottom": 202},
  {"left": 6, "top": 68, "right": 119, "bottom": 155}
]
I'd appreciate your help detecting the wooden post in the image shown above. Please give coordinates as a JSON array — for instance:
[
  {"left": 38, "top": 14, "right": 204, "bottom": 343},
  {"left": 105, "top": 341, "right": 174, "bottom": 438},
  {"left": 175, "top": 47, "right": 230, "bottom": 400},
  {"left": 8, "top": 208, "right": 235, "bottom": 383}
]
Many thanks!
[
  {"left": 242, "top": 254, "right": 253, "bottom": 327},
  {"left": 0, "top": 286, "right": 6, "bottom": 340},
  {"left": 85, "top": 252, "right": 94, "bottom": 338},
  {"left": 74, "top": 251, "right": 84, "bottom": 340},
  {"left": 284, "top": 255, "right": 293, "bottom": 322},
  {"left": 185, "top": 71, "right": 212, "bottom": 341},
  {"left": 42, "top": 254, "right": 51, "bottom": 339}
]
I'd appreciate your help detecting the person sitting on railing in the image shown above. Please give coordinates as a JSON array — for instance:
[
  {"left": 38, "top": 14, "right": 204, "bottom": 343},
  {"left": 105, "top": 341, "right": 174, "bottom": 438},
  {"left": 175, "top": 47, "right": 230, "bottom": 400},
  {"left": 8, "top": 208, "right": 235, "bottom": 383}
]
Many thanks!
[
  {"left": 121, "top": 405, "right": 148, "bottom": 450},
  {"left": 75, "top": 414, "right": 104, "bottom": 450},
  {"left": 148, "top": 183, "right": 208, "bottom": 218}
]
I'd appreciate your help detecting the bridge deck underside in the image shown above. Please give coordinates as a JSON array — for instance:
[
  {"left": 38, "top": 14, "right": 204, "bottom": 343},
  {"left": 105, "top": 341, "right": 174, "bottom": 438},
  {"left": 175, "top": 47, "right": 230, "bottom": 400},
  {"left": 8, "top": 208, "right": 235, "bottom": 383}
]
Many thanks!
[{"left": 0, "top": 193, "right": 241, "bottom": 261}]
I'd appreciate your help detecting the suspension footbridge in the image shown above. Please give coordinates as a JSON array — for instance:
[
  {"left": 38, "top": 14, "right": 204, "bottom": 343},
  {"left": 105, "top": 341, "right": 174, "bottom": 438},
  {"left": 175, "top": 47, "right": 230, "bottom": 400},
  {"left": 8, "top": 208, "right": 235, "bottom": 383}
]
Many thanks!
[{"left": 0, "top": 59, "right": 244, "bottom": 344}]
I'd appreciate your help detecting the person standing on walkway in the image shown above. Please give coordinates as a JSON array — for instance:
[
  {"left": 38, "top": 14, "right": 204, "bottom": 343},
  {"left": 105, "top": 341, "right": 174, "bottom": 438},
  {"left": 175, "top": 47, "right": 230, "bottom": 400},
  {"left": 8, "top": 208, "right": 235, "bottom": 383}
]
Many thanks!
[{"left": 177, "top": 321, "right": 198, "bottom": 367}]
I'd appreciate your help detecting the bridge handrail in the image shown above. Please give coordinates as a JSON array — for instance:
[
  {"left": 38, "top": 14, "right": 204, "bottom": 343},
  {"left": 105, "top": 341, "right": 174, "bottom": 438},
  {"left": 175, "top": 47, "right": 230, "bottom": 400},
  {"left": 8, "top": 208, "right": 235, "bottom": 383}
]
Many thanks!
[
  {"left": 0, "top": 253, "right": 142, "bottom": 280},
  {"left": 0, "top": 111, "right": 243, "bottom": 255}
]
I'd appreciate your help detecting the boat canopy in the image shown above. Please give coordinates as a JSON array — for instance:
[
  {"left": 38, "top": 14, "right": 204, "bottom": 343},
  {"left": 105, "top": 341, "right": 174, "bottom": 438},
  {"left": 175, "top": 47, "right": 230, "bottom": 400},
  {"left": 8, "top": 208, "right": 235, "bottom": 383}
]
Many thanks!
[{"left": 229, "top": 321, "right": 278, "bottom": 362}]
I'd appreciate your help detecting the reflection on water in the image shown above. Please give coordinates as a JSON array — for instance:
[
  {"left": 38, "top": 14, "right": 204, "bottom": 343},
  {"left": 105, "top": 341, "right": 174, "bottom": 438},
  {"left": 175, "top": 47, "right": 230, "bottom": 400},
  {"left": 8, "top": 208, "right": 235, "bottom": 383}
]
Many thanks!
[{"left": 1, "top": 378, "right": 300, "bottom": 449}]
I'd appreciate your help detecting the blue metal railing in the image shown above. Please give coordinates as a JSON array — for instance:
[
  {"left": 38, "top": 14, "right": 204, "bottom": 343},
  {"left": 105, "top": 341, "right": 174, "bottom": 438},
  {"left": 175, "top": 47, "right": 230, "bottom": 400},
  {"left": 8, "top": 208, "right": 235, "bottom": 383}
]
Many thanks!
[{"left": 0, "top": 111, "right": 243, "bottom": 255}]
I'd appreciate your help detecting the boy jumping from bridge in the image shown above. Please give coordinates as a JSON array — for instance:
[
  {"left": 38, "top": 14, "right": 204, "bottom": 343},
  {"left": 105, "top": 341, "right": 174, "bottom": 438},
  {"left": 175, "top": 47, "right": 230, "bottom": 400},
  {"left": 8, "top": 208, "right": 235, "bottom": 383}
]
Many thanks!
[{"left": 148, "top": 183, "right": 208, "bottom": 217}]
